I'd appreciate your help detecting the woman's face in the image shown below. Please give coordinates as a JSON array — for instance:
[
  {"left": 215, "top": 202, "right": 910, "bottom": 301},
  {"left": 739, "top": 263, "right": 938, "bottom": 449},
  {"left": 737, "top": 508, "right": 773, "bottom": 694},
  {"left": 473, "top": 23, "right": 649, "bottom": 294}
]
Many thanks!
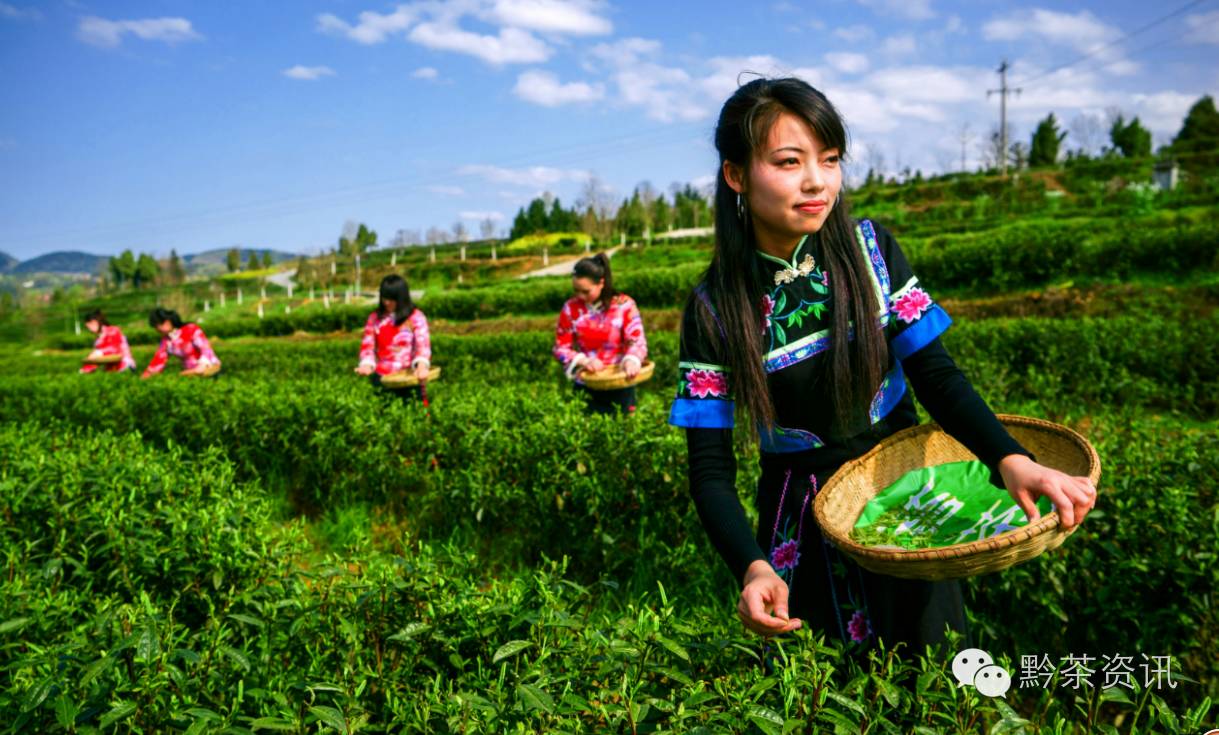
[
  {"left": 84, "top": 320, "right": 100, "bottom": 335},
  {"left": 382, "top": 297, "right": 398, "bottom": 314},
  {"left": 724, "top": 110, "right": 842, "bottom": 251},
  {"left": 572, "top": 276, "right": 603, "bottom": 304},
  {"left": 154, "top": 320, "right": 174, "bottom": 337}
]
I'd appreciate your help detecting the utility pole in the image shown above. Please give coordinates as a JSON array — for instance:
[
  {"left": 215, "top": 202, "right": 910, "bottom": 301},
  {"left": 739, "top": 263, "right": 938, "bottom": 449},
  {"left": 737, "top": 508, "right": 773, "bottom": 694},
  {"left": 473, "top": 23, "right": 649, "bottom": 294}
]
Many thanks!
[{"left": 987, "top": 60, "right": 1021, "bottom": 176}]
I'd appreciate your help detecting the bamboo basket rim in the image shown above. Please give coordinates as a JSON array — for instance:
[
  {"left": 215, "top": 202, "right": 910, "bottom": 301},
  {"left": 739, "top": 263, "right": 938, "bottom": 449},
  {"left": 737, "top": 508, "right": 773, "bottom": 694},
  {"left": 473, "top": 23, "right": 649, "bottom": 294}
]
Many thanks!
[
  {"left": 182, "top": 363, "right": 221, "bottom": 377},
  {"left": 813, "top": 414, "right": 1100, "bottom": 572},
  {"left": 381, "top": 366, "right": 442, "bottom": 388},
  {"left": 579, "top": 359, "right": 655, "bottom": 390},
  {"left": 85, "top": 353, "right": 122, "bottom": 365}
]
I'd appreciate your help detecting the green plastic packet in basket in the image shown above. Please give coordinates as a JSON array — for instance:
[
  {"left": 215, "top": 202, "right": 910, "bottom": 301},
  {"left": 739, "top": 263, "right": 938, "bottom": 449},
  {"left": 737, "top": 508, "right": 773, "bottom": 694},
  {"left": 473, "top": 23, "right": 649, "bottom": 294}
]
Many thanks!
[{"left": 851, "top": 460, "right": 1053, "bottom": 550}]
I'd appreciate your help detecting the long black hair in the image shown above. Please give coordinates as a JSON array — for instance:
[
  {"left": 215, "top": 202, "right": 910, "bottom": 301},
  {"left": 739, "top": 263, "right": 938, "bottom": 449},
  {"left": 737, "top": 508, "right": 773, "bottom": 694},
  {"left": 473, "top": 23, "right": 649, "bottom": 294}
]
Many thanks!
[
  {"left": 148, "top": 307, "right": 184, "bottom": 329},
  {"left": 693, "top": 76, "right": 888, "bottom": 435},
  {"left": 377, "top": 274, "right": 415, "bottom": 325},
  {"left": 572, "top": 253, "right": 617, "bottom": 310},
  {"left": 83, "top": 309, "right": 109, "bottom": 327}
]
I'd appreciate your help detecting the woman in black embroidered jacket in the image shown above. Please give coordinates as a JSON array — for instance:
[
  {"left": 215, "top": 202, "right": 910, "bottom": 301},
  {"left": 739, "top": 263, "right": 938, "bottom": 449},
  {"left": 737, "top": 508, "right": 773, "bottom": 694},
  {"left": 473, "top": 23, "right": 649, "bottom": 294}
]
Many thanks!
[{"left": 669, "top": 77, "right": 1097, "bottom": 650}]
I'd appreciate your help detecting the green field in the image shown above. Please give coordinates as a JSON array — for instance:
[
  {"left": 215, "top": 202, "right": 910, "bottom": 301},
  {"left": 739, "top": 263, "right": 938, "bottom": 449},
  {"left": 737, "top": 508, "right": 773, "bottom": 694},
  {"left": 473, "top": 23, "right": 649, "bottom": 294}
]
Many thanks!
[{"left": 1, "top": 161, "right": 1217, "bottom": 733}]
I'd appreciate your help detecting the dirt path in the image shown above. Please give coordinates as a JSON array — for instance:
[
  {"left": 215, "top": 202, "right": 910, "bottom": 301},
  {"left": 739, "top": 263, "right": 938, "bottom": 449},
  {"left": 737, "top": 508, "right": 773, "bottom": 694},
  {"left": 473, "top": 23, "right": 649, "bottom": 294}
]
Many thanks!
[{"left": 518, "top": 246, "right": 622, "bottom": 279}]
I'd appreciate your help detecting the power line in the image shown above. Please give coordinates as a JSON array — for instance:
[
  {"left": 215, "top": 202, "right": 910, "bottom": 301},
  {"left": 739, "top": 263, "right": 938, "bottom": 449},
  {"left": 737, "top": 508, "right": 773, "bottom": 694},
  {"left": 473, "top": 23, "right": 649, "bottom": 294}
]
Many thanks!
[{"left": 1012, "top": 0, "right": 1213, "bottom": 87}]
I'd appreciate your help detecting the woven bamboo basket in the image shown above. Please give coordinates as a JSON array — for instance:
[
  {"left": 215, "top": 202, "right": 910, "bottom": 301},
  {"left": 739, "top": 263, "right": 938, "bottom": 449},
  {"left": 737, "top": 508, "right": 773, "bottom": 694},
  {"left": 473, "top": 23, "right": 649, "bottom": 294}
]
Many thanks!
[
  {"left": 813, "top": 415, "right": 1100, "bottom": 580},
  {"left": 182, "top": 363, "right": 221, "bottom": 378},
  {"left": 85, "top": 353, "right": 122, "bottom": 365},
  {"left": 580, "top": 360, "right": 654, "bottom": 391},
  {"left": 381, "top": 366, "right": 441, "bottom": 389}
]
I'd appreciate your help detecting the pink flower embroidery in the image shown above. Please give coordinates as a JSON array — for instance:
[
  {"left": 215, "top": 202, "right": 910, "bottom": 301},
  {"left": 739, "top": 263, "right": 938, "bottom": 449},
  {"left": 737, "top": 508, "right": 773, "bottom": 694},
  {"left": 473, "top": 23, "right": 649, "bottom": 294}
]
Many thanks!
[
  {"left": 848, "top": 609, "right": 871, "bottom": 642},
  {"left": 686, "top": 369, "right": 727, "bottom": 399},
  {"left": 770, "top": 539, "right": 800, "bottom": 571},
  {"left": 893, "top": 287, "right": 932, "bottom": 324},
  {"left": 761, "top": 294, "right": 775, "bottom": 333}
]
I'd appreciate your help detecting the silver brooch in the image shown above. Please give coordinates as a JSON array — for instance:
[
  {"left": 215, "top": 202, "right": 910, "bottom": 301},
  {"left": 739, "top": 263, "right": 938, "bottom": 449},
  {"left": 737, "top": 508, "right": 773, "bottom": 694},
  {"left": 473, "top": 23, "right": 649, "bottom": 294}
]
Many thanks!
[{"left": 773, "top": 254, "right": 817, "bottom": 286}]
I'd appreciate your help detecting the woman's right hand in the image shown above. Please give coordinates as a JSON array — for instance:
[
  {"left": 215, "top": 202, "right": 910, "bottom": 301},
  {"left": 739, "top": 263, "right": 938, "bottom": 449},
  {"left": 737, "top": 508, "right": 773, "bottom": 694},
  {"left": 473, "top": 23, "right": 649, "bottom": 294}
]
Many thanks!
[
  {"left": 738, "top": 560, "right": 802, "bottom": 635},
  {"left": 584, "top": 357, "right": 605, "bottom": 374},
  {"left": 355, "top": 364, "right": 374, "bottom": 376}
]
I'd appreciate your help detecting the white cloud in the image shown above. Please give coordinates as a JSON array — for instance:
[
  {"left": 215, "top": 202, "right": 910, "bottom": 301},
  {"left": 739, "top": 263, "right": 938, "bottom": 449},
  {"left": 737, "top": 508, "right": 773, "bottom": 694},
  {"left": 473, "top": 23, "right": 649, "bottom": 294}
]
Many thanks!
[
  {"left": 1184, "top": 11, "right": 1219, "bottom": 45},
  {"left": 412, "top": 66, "right": 439, "bottom": 79},
  {"left": 459, "top": 210, "right": 505, "bottom": 221},
  {"left": 1130, "top": 91, "right": 1200, "bottom": 134},
  {"left": 944, "top": 14, "right": 964, "bottom": 33},
  {"left": 0, "top": 2, "right": 40, "bottom": 20},
  {"left": 459, "top": 164, "right": 589, "bottom": 188},
  {"left": 316, "top": 6, "right": 415, "bottom": 45},
  {"left": 857, "top": 0, "right": 934, "bottom": 21},
  {"left": 880, "top": 34, "right": 916, "bottom": 56},
  {"left": 485, "top": 0, "right": 611, "bottom": 36},
  {"left": 834, "top": 24, "right": 873, "bottom": 43},
  {"left": 589, "top": 37, "right": 661, "bottom": 67},
  {"left": 77, "top": 16, "right": 202, "bottom": 48},
  {"left": 283, "top": 65, "right": 336, "bottom": 81},
  {"left": 409, "top": 22, "right": 550, "bottom": 64},
  {"left": 983, "top": 8, "right": 1118, "bottom": 54},
  {"left": 825, "top": 52, "right": 869, "bottom": 74},
  {"left": 426, "top": 185, "right": 466, "bottom": 196},
  {"left": 514, "top": 69, "right": 604, "bottom": 106}
]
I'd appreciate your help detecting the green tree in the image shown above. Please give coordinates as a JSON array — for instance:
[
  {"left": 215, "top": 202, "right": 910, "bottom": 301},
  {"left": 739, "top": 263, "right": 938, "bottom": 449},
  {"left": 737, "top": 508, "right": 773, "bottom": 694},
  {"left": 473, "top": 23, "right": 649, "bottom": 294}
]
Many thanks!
[
  {"left": 614, "top": 190, "right": 647, "bottom": 237},
  {"left": 1167, "top": 95, "right": 1219, "bottom": 171},
  {"left": 167, "top": 249, "right": 185, "bottom": 284},
  {"left": 339, "top": 224, "right": 377, "bottom": 256},
  {"left": 672, "top": 184, "right": 710, "bottom": 228},
  {"left": 247, "top": 252, "right": 260, "bottom": 271},
  {"left": 1029, "top": 113, "right": 1067, "bottom": 167},
  {"left": 261, "top": 250, "right": 273, "bottom": 269},
  {"left": 109, "top": 249, "right": 136, "bottom": 287},
  {"left": 134, "top": 253, "right": 160, "bottom": 288},
  {"left": 650, "top": 195, "right": 672, "bottom": 232},
  {"left": 1110, "top": 115, "right": 1152, "bottom": 158},
  {"left": 226, "top": 247, "right": 241, "bottom": 273}
]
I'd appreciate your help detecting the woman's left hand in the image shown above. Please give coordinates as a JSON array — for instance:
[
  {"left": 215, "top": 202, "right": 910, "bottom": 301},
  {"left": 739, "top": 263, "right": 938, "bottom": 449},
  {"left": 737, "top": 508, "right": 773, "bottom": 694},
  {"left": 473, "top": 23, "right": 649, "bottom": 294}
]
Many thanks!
[
  {"left": 998, "top": 454, "right": 1097, "bottom": 530},
  {"left": 414, "top": 363, "right": 430, "bottom": 381},
  {"left": 622, "top": 359, "right": 640, "bottom": 378}
]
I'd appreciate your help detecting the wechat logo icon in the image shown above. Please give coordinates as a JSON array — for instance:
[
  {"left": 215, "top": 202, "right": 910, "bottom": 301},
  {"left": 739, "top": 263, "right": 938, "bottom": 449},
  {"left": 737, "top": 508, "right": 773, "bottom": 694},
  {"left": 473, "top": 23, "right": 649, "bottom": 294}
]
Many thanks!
[{"left": 953, "top": 648, "right": 1012, "bottom": 698}]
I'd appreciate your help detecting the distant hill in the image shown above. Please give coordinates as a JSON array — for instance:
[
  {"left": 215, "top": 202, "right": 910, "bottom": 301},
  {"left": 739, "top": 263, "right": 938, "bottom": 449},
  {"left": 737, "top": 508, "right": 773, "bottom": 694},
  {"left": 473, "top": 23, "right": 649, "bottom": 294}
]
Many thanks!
[
  {"left": 183, "top": 248, "right": 300, "bottom": 276},
  {"left": 11, "top": 251, "right": 107, "bottom": 275},
  {"left": 0, "top": 252, "right": 16, "bottom": 273}
]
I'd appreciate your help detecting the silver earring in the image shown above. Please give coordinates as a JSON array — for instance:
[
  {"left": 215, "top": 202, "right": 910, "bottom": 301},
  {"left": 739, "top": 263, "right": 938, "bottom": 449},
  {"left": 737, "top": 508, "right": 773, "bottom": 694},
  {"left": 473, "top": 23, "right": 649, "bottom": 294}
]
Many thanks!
[{"left": 737, "top": 192, "right": 747, "bottom": 220}]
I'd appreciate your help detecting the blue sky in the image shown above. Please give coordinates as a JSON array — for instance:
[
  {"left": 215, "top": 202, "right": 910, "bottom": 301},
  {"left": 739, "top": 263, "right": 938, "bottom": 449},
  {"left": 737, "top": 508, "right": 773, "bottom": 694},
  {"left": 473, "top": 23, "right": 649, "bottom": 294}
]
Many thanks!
[{"left": 1, "top": 0, "right": 1216, "bottom": 261}]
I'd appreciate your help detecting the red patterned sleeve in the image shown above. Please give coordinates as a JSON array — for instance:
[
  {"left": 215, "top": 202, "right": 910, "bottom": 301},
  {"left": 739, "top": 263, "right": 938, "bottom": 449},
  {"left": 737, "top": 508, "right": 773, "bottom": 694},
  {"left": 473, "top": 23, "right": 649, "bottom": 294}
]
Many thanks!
[
  {"left": 553, "top": 300, "right": 581, "bottom": 367},
  {"left": 620, "top": 296, "right": 647, "bottom": 363},
  {"left": 408, "top": 309, "right": 431, "bottom": 369},
  {"left": 143, "top": 339, "right": 169, "bottom": 377},
  {"left": 358, "top": 313, "right": 378, "bottom": 368}
]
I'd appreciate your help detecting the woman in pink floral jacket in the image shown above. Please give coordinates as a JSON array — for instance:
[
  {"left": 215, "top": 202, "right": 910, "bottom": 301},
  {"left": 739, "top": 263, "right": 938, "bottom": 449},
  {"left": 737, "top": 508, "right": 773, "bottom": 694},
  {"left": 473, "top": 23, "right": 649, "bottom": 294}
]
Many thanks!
[
  {"left": 554, "top": 253, "right": 648, "bottom": 415},
  {"left": 356, "top": 274, "right": 432, "bottom": 403},
  {"left": 142, "top": 308, "right": 220, "bottom": 378},
  {"left": 80, "top": 309, "right": 137, "bottom": 374}
]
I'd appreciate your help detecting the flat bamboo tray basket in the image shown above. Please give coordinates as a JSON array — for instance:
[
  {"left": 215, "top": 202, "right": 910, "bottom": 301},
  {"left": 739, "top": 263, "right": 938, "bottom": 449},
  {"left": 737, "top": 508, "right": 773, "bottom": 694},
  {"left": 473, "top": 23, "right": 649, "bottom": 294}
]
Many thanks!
[
  {"left": 814, "top": 415, "right": 1100, "bottom": 581},
  {"left": 85, "top": 353, "right": 122, "bottom": 365},
  {"left": 381, "top": 366, "right": 441, "bottom": 389},
  {"left": 182, "top": 363, "right": 221, "bottom": 378},
  {"left": 580, "top": 360, "right": 654, "bottom": 391}
]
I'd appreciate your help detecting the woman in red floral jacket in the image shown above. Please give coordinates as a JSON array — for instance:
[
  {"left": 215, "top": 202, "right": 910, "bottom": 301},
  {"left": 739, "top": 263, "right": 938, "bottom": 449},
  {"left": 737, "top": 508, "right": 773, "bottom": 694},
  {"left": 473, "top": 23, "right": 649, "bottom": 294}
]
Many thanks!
[
  {"left": 79, "top": 309, "right": 137, "bottom": 374},
  {"left": 554, "top": 253, "right": 648, "bottom": 415},
  {"left": 142, "top": 308, "right": 221, "bottom": 378},
  {"left": 356, "top": 274, "right": 431, "bottom": 403}
]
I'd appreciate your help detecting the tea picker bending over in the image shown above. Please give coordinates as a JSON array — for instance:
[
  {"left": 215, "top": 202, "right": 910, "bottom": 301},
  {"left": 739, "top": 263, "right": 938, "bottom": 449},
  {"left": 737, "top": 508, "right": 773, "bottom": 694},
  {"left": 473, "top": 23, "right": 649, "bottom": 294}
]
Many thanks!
[
  {"left": 80, "top": 309, "right": 137, "bottom": 374},
  {"left": 670, "top": 77, "right": 1097, "bottom": 651},
  {"left": 142, "top": 307, "right": 221, "bottom": 378}
]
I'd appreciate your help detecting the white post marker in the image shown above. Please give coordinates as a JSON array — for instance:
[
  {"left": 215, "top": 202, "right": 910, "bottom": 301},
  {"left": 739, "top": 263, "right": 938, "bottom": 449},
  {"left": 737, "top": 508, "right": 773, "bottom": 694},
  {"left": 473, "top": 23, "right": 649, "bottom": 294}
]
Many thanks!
[
  {"left": 323, "top": 293, "right": 330, "bottom": 309},
  {"left": 260, "top": 285, "right": 266, "bottom": 301},
  {"left": 287, "top": 283, "right": 294, "bottom": 298},
  {"left": 74, "top": 319, "right": 80, "bottom": 336},
  {"left": 458, "top": 272, "right": 464, "bottom": 284},
  {"left": 491, "top": 244, "right": 497, "bottom": 261},
  {"left": 257, "top": 303, "right": 264, "bottom": 319},
  {"left": 285, "top": 305, "right": 291, "bottom": 315},
  {"left": 585, "top": 240, "right": 591, "bottom": 254},
  {"left": 331, "top": 260, "right": 337, "bottom": 276},
  {"left": 204, "top": 300, "right": 210, "bottom": 312},
  {"left": 391, "top": 252, "right": 397, "bottom": 267},
  {"left": 460, "top": 245, "right": 466, "bottom": 261},
  {"left": 238, "top": 289, "right": 243, "bottom": 305},
  {"left": 429, "top": 247, "right": 436, "bottom": 263},
  {"left": 220, "top": 292, "right": 226, "bottom": 307},
  {"left": 543, "top": 246, "right": 549, "bottom": 266}
]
